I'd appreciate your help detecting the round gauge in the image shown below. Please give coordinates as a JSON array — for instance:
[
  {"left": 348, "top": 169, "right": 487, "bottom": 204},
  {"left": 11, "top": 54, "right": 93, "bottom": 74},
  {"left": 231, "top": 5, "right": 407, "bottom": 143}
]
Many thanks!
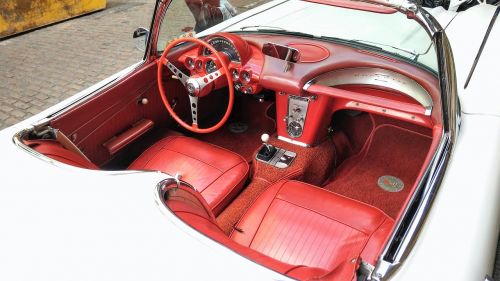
[
  {"left": 241, "top": 71, "right": 251, "bottom": 83},
  {"left": 287, "top": 121, "right": 303, "bottom": 138},
  {"left": 196, "top": 60, "right": 203, "bottom": 70},
  {"left": 234, "top": 82, "right": 242, "bottom": 91},
  {"left": 186, "top": 57, "right": 195, "bottom": 69},
  {"left": 231, "top": 69, "right": 239, "bottom": 80},
  {"left": 205, "top": 60, "right": 217, "bottom": 73},
  {"left": 203, "top": 37, "right": 241, "bottom": 63}
]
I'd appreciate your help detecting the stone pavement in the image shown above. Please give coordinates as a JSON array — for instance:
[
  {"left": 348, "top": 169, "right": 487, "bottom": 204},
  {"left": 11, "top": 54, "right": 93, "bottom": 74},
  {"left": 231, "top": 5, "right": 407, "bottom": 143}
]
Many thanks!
[
  {"left": 0, "top": 0, "right": 155, "bottom": 129},
  {"left": 0, "top": 0, "right": 264, "bottom": 130}
]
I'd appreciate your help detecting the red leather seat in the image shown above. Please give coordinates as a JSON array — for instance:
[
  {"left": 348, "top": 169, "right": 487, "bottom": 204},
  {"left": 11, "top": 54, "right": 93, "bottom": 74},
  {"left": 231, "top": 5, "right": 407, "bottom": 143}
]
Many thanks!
[
  {"left": 24, "top": 140, "right": 99, "bottom": 170},
  {"left": 130, "top": 135, "right": 249, "bottom": 215},
  {"left": 166, "top": 180, "right": 394, "bottom": 280},
  {"left": 231, "top": 180, "right": 394, "bottom": 273}
]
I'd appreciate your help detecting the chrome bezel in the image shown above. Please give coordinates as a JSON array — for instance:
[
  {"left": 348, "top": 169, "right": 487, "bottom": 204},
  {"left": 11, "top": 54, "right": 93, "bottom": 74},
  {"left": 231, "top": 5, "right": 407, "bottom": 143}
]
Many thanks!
[
  {"left": 186, "top": 57, "right": 195, "bottom": 69},
  {"left": 231, "top": 68, "right": 239, "bottom": 80},
  {"left": 195, "top": 60, "right": 203, "bottom": 71},
  {"left": 241, "top": 70, "right": 251, "bottom": 83}
]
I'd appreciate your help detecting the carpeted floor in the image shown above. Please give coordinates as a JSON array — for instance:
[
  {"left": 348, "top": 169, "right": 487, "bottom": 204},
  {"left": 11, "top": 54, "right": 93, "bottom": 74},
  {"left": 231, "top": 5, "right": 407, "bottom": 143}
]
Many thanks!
[
  {"left": 216, "top": 136, "right": 336, "bottom": 234},
  {"left": 199, "top": 108, "right": 433, "bottom": 230},
  {"left": 194, "top": 95, "right": 276, "bottom": 162},
  {"left": 324, "top": 123, "right": 432, "bottom": 218}
]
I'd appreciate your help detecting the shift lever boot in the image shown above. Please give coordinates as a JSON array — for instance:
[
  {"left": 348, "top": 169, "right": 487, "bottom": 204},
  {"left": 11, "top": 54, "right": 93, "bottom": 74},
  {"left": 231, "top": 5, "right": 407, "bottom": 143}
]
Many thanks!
[{"left": 257, "top": 133, "right": 277, "bottom": 161}]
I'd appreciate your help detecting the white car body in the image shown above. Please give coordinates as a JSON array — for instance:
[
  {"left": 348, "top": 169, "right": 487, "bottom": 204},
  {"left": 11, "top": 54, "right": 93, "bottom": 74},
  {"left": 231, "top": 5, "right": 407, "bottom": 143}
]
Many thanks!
[{"left": 0, "top": 1, "right": 498, "bottom": 280}]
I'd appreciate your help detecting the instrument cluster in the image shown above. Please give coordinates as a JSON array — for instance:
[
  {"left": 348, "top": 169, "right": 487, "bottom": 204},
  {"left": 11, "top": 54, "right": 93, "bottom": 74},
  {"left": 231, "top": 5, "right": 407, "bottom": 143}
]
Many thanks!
[{"left": 180, "top": 33, "right": 263, "bottom": 95}]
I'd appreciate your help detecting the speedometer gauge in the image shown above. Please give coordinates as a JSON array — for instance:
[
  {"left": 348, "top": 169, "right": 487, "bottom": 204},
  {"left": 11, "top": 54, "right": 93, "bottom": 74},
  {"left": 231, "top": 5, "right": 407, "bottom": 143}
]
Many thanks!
[{"left": 203, "top": 37, "right": 241, "bottom": 63}]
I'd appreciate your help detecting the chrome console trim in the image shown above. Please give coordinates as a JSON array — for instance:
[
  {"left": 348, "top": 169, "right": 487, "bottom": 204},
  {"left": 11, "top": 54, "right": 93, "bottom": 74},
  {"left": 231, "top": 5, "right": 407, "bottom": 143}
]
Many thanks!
[
  {"left": 255, "top": 146, "right": 297, "bottom": 169},
  {"left": 304, "top": 67, "right": 434, "bottom": 116},
  {"left": 277, "top": 135, "right": 310, "bottom": 147}
]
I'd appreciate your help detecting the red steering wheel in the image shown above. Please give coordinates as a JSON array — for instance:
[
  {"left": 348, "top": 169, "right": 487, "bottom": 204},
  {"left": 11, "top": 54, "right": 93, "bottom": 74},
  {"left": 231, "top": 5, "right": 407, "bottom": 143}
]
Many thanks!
[{"left": 157, "top": 37, "right": 234, "bottom": 134}]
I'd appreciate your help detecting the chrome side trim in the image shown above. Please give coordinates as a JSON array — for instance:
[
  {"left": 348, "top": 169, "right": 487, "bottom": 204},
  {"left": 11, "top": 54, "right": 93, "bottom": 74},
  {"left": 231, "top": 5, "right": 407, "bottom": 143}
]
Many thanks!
[
  {"left": 359, "top": 0, "right": 440, "bottom": 38},
  {"left": 32, "top": 62, "right": 142, "bottom": 128},
  {"left": 156, "top": 175, "right": 196, "bottom": 192},
  {"left": 370, "top": 31, "right": 459, "bottom": 281},
  {"left": 277, "top": 135, "right": 310, "bottom": 147},
  {"left": 304, "top": 67, "right": 434, "bottom": 116}
]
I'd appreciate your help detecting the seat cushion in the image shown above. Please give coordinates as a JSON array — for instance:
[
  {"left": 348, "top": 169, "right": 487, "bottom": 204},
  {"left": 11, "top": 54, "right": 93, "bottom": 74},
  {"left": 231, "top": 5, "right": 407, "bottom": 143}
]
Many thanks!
[
  {"left": 24, "top": 140, "right": 98, "bottom": 169},
  {"left": 164, "top": 183, "right": 359, "bottom": 281},
  {"left": 129, "top": 136, "right": 249, "bottom": 215},
  {"left": 231, "top": 180, "right": 394, "bottom": 273}
]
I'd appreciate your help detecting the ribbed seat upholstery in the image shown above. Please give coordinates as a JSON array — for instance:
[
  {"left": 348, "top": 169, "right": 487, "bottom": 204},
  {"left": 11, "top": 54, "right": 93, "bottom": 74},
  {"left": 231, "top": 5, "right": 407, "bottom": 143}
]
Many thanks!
[{"left": 166, "top": 180, "right": 394, "bottom": 281}]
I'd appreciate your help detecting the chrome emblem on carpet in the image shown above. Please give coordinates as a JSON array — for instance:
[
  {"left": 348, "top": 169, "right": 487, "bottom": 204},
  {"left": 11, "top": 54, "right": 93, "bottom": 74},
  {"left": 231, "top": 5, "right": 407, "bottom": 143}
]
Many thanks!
[{"left": 377, "top": 175, "right": 404, "bottom": 192}]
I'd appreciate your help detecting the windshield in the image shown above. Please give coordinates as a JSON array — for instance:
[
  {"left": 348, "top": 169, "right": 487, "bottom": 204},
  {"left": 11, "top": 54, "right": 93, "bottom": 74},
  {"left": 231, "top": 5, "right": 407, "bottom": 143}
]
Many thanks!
[{"left": 157, "top": 0, "right": 437, "bottom": 71}]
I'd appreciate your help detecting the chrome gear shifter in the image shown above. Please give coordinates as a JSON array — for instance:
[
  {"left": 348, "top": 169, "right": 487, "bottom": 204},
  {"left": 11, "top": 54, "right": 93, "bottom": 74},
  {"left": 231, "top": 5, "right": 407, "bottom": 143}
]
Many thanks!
[
  {"left": 257, "top": 133, "right": 277, "bottom": 161},
  {"left": 255, "top": 133, "right": 297, "bottom": 169}
]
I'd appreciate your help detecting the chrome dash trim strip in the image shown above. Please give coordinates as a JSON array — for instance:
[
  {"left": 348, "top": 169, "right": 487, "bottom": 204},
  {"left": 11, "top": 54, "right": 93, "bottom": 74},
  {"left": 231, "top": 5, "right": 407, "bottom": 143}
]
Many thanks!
[{"left": 304, "top": 67, "right": 434, "bottom": 116}]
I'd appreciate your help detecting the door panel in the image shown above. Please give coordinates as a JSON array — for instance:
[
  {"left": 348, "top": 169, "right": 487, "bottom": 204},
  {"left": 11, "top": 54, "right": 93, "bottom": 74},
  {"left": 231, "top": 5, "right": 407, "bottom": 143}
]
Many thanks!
[{"left": 51, "top": 61, "right": 189, "bottom": 166}]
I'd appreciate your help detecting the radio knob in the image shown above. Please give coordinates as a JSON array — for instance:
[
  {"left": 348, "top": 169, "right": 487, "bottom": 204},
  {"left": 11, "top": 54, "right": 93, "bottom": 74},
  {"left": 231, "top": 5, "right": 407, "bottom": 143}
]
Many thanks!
[{"left": 287, "top": 121, "right": 303, "bottom": 138}]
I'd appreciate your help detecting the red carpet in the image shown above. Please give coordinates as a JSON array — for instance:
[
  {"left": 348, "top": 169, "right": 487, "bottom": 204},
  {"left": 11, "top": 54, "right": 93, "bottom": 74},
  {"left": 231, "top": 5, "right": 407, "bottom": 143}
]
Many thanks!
[
  {"left": 217, "top": 137, "right": 336, "bottom": 235},
  {"left": 324, "top": 124, "right": 432, "bottom": 218},
  {"left": 195, "top": 96, "right": 276, "bottom": 162}
]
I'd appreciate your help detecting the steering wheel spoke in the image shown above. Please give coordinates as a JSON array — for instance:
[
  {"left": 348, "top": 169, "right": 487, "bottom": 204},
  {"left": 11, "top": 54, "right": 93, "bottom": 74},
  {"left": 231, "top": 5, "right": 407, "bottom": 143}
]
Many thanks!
[
  {"left": 188, "top": 95, "right": 199, "bottom": 126},
  {"left": 193, "top": 69, "right": 225, "bottom": 90},
  {"left": 158, "top": 37, "right": 234, "bottom": 134},
  {"left": 164, "top": 59, "right": 189, "bottom": 86}
]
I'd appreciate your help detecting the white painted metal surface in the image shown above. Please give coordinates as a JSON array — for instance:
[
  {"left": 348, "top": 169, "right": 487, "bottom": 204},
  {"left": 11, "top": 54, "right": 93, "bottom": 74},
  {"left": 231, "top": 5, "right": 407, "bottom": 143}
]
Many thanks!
[
  {"left": 0, "top": 125, "right": 288, "bottom": 281},
  {"left": 390, "top": 113, "right": 500, "bottom": 280},
  {"left": 390, "top": 4, "right": 500, "bottom": 280}
]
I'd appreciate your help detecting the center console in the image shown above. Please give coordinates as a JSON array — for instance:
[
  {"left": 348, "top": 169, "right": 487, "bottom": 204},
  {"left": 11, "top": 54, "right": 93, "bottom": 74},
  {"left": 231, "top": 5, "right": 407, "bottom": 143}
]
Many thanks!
[
  {"left": 255, "top": 134, "right": 296, "bottom": 169},
  {"left": 275, "top": 92, "right": 332, "bottom": 147},
  {"left": 285, "top": 95, "right": 310, "bottom": 138}
]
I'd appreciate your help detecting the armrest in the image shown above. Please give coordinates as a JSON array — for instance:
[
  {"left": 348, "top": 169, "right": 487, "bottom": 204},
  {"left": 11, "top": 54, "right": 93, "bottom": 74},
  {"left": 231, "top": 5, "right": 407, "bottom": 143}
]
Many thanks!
[{"left": 103, "top": 119, "right": 154, "bottom": 155}]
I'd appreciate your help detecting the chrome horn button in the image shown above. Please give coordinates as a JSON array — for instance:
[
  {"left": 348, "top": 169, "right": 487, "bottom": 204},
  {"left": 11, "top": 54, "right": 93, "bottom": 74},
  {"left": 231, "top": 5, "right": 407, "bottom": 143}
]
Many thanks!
[{"left": 186, "top": 78, "right": 201, "bottom": 96}]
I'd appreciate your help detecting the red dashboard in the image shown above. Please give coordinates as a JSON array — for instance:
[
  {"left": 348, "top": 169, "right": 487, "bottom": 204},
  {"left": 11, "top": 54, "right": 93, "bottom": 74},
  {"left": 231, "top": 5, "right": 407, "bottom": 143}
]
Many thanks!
[{"left": 172, "top": 33, "right": 441, "bottom": 147}]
